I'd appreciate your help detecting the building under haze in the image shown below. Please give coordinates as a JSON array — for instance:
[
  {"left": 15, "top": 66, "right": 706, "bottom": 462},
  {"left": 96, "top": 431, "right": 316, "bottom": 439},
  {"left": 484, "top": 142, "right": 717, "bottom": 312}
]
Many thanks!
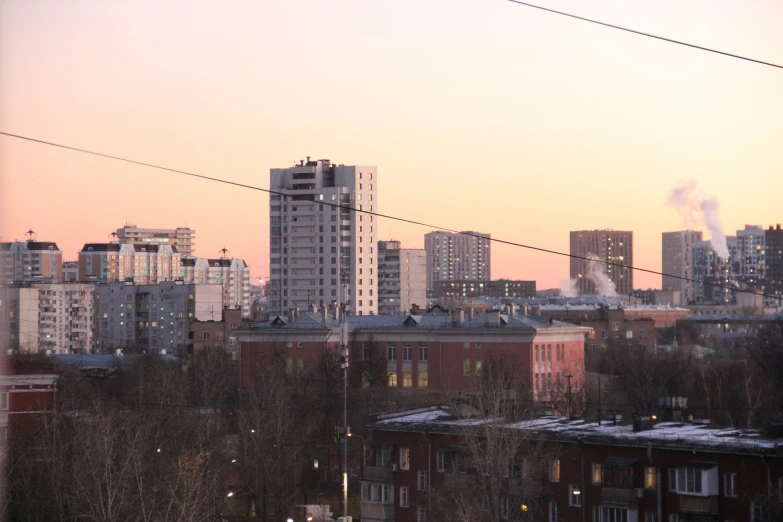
[
  {"left": 569, "top": 230, "right": 633, "bottom": 296},
  {"left": 116, "top": 225, "right": 196, "bottom": 257},
  {"left": 766, "top": 224, "right": 783, "bottom": 306},
  {"left": 78, "top": 242, "right": 183, "bottom": 283},
  {"left": 399, "top": 248, "right": 426, "bottom": 314},
  {"left": 269, "top": 157, "right": 378, "bottom": 317},
  {"left": 0, "top": 232, "right": 63, "bottom": 284},
  {"left": 424, "top": 231, "right": 490, "bottom": 294},
  {"left": 661, "top": 230, "right": 703, "bottom": 304}
]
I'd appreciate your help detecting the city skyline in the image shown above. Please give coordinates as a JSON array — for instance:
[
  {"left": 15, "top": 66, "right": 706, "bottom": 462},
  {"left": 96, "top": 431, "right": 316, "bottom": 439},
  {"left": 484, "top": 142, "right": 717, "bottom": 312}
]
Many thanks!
[{"left": 2, "top": 0, "right": 782, "bottom": 289}]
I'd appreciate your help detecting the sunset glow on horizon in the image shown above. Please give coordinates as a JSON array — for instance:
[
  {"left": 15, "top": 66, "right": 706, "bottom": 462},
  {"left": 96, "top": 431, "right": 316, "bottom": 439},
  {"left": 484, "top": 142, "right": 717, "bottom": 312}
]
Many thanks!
[{"left": 2, "top": 0, "right": 781, "bottom": 290}]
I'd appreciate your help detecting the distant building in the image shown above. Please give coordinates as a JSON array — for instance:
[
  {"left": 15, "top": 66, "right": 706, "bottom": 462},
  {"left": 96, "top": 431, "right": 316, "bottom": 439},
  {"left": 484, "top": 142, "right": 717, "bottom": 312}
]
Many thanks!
[
  {"left": 78, "top": 242, "right": 183, "bottom": 283},
  {"left": 378, "top": 241, "right": 402, "bottom": 314},
  {"left": 424, "top": 231, "right": 490, "bottom": 294},
  {"left": 568, "top": 306, "right": 657, "bottom": 354},
  {"left": 189, "top": 307, "right": 252, "bottom": 360},
  {"left": 0, "top": 233, "right": 63, "bottom": 283},
  {"left": 540, "top": 304, "right": 689, "bottom": 329},
  {"left": 269, "top": 158, "right": 378, "bottom": 317},
  {"left": 62, "top": 261, "right": 78, "bottom": 282},
  {"left": 432, "top": 279, "right": 536, "bottom": 299},
  {"left": 0, "top": 283, "right": 94, "bottom": 354},
  {"left": 116, "top": 225, "right": 196, "bottom": 257},
  {"left": 400, "top": 249, "right": 426, "bottom": 315},
  {"left": 93, "top": 281, "right": 222, "bottom": 355},
  {"left": 662, "top": 230, "right": 702, "bottom": 303},
  {"left": 765, "top": 224, "right": 783, "bottom": 305},
  {"left": 570, "top": 230, "right": 633, "bottom": 296},
  {"left": 182, "top": 257, "right": 251, "bottom": 317}
]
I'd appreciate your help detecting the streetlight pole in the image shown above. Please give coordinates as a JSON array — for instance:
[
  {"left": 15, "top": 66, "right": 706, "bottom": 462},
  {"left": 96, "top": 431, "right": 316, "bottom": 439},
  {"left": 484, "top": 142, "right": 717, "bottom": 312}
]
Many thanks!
[{"left": 340, "top": 283, "right": 349, "bottom": 518}]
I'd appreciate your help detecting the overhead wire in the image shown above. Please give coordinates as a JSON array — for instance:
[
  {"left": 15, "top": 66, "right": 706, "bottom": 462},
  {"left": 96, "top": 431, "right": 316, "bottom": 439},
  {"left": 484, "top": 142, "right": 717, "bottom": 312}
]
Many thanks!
[{"left": 0, "top": 131, "right": 780, "bottom": 302}]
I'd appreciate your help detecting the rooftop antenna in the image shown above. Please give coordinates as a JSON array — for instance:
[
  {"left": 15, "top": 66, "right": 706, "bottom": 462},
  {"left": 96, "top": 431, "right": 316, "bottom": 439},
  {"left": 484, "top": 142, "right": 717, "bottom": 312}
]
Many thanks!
[
  {"left": 25, "top": 229, "right": 37, "bottom": 241},
  {"left": 108, "top": 231, "right": 118, "bottom": 242},
  {"left": 219, "top": 247, "right": 230, "bottom": 259}
]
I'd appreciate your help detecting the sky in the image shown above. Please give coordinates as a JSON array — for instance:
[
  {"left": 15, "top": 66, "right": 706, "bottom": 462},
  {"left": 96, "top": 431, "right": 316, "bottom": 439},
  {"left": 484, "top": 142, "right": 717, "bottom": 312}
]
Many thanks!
[{"left": 1, "top": 0, "right": 781, "bottom": 290}]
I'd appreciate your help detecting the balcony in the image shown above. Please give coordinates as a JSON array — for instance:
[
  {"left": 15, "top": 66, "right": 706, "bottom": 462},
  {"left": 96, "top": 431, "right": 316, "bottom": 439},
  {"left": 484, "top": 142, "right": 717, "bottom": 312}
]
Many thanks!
[
  {"left": 364, "top": 466, "right": 394, "bottom": 482},
  {"left": 601, "top": 487, "right": 637, "bottom": 504},
  {"left": 679, "top": 495, "right": 719, "bottom": 515},
  {"left": 359, "top": 502, "right": 394, "bottom": 521}
]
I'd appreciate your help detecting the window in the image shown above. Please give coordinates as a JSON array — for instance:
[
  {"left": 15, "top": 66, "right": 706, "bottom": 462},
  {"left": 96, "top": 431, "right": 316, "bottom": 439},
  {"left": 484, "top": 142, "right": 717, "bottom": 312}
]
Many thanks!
[
  {"left": 382, "top": 484, "right": 392, "bottom": 503},
  {"left": 548, "top": 501, "right": 559, "bottom": 522},
  {"left": 670, "top": 466, "right": 704, "bottom": 494},
  {"left": 418, "top": 372, "right": 428, "bottom": 388},
  {"left": 594, "top": 507, "right": 630, "bottom": 522},
  {"left": 475, "top": 359, "right": 483, "bottom": 376},
  {"left": 0, "top": 392, "right": 8, "bottom": 411},
  {"left": 363, "top": 344, "right": 371, "bottom": 360},
  {"left": 400, "top": 448, "right": 410, "bottom": 470},
  {"left": 388, "top": 373, "right": 398, "bottom": 387},
  {"left": 569, "top": 484, "right": 582, "bottom": 507},
  {"left": 645, "top": 467, "right": 657, "bottom": 489},
  {"left": 285, "top": 356, "right": 293, "bottom": 374},
  {"left": 500, "top": 497, "right": 509, "bottom": 519},
  {"left": 612, "top": 322, "right": 620, "bottom": 331},
  {"left": 724, "top": 473, "right": 737, "bottom": 497},
  {"left": 418, "top": 470, "right": 429, "bottom": 491},
  {"left": 403, "top": 372, "right": 413, "bottom": 388},
  {"left": 549, "top": 459, "right": 560, "bottom": 482},
  {"left": 418, "top": 343, "right": 428, "bottom": 361},
  {"left": 751, "top": 502, "right": 763, "bottom": 522},
  {"left": 645, "top": 513, "right": 656, "bottom": 522},
  {"left": 463, "top": 342, "right": 470, "bottom": 349},
  {"left": 463, "top": 358, "right": 471, "bottom": 375},
  {"left": 417, "top": 507, "right": 427, "bottom": 522},
  {"left": 400, "top": 487, "right": 409, "bottom": 507},
  {"left": 387, "top": 342, "right": 396, "bottom": 361},
  {"left": 403, "top": 344, "right": 412, "bottom": 361},
  {"left": 626, "top": 330, "right": 633, "bottom": 339},
  {"left": 602, "top": 330, "right": 609, "bottom": 339},
  {"left": 475, "top": 342, "right": 481, "bottom": 350},
  {"left": 592, "top": 463, "right": 603, "bottom": 485}
]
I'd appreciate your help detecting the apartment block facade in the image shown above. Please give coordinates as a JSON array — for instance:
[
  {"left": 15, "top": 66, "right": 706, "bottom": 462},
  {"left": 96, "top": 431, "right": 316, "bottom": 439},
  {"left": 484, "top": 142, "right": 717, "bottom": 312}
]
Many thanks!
[
  {"left": 0, "top": 240, "right": 63, "bottom": 283},
  {"left": 116, "top": 225, "right": 196, "bottom": 257},
  {"left": 78, "top": 243, "right": 183, "bottom": 283},
  {"left": 766, "top": 224, "right": 783, "bottom": 305},
  {"left": 378, "top": 241, "right": 402, "bottom": 315},
  {"left": 93, "top": 281, "right": 222, "bottom": 355},
  {"left": 400, "top": 249, "right": 426, "bottom": 315},
  {"left": 0, "top": 283, "right": 94, "bottom": 354},
  {"left": 269, "top": 158, "right": 378, "bottom": 317},
  {"left": 432, "top": 279, "right": 536, "bottom": 299},
  {"left": 361, "top": 408, "right": 783, "bottom": 522},
  {"left": 182, "top": 257, "right": 251, "bottom": 317},
  {"left": 425, "top": 231, "right": 490, "bottom": 294},
  {"left": 570, "top": 230, "right": 633, "bottom": 296},
  {"left": 662, "top": 230, "right": 703, "bottom": 304}
]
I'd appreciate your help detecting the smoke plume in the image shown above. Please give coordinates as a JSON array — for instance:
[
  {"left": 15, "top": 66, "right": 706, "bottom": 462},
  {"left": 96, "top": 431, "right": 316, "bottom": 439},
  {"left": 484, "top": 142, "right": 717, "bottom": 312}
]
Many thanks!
[
  {"left": 587, "top": 254, "right": 617, "bottom": 297},
  {"left": 666, "top": 180, "right": 730, "bottom": 259},
  {"left": 560, "top": 278, "right": 579, "bottom": 298}
]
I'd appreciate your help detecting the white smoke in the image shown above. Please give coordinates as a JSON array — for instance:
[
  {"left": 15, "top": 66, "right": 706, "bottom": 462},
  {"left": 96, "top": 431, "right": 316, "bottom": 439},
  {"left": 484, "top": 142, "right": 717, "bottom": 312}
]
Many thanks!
[
  {"left": 560, "top": 278, "right": 579, "bottom": 298},
  {"left": 587, "top": 254, "right": 617, "bottom": 297},
  {"left": 666, "top": 180, "right": 730, "bottom": 259}
]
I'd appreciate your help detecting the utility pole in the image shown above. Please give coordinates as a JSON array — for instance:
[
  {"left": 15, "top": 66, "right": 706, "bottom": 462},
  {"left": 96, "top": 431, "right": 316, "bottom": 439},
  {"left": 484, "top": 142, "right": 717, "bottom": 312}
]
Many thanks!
[{"left": 339, "top": 283, "right": 349, "bottom": 518}]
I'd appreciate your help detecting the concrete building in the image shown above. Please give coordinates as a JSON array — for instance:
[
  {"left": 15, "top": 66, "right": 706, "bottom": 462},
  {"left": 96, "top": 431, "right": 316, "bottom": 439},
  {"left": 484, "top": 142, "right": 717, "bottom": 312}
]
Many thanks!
[
  {"left": 400, "top": 249, "right": 426, "bottom": 315},
  {"left": 570, "top": 230, "right": 633, "bottom": 296},
  {"left": 766, "top": 224, "right": 783, "bottom": 306},
  {"left": 424, "top": 231, "right": 490, "bottom": 294},
  {"left": 188, "top": 307, "right": 249, "bottom": 360},
  {"left": 378, "top": 241, "right": 402, "bottom": 315},
  {"left": 93, "top": 281, "right": 222, "bottom": 355},
  {"left": 0, "top": 283, "right": 95, "bottom": 354},
  {"left": 62, "top": 261, "right": 78, "bottom": 282},
  {"left": 432, "top": 279, "right": 536, "bottom": 299},
  {"left": 116, "top": 224, "right": 196, "bottom": 257},
  {"left": 237, "top": 307, "right": 590, "bottom": 397},
  {"left": 269, "top": 157, "right": 378, "bottom": 317},
  {"left": 361, "top": 406, "right": 783, "bottom": 522},
  {"left": 0, "top": 235, "right": 63, "bottom": 284},
  {"left": 181, "top": 257, "right": 251, "bottom": 317},
  {"left": 661, "top": 230, "right": 703, "bottom": 304},
  {"left": 539, "top": 304, "right": 689, "bottom": 329},
  {"left": 78, "top": 242, "right": 183, "bottom": 283}
]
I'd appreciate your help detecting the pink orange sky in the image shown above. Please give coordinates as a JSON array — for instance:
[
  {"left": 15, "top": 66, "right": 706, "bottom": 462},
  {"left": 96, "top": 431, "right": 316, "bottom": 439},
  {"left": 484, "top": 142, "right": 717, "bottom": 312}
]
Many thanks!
[{"left": 1, "top": 0, "right": 781, "bottom": 289}]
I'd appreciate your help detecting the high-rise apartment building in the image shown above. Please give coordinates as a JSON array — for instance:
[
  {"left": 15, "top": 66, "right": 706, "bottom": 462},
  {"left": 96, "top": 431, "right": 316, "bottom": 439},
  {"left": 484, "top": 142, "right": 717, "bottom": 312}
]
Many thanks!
[
  {"left": 424, "top": 231, "right": 490, "bottom": 293},
  {"left": 765, "top": 224, "right": 783, "bottom": 305},
  {"left": 400, "top": 249, "right": 426, "bottom": 314},
  {"left": 662, "top": 230, "right": 703, "bottom": 304},
  {"left": 94, "top": 281, "right": 222, "bottom": 355},
  {"left": 377, "top": 241, "right": 401, "bottom": 315},
  {"left": 79, "top": 243, "right": 183, "bottom": 283},
  {"left": 735, "top": 225, "right": 766, "bottom": 290},
  {"left": 1, "top": 234, "right": 63, "bottom": 283},
  {"left": 269, "top": 158, "right": 378, "bottom": 317},
  {"left": 116, "top": 225, "right": 196, "bottom": 257},
  {"left": 181, "top": 257, "right": 251, "bottom": 317},
  {"left": 0, "top": 283, "right": 94, "bottom": 354},
  {"left": 569, "top": 230, "right": 633, "bottom": 296}
]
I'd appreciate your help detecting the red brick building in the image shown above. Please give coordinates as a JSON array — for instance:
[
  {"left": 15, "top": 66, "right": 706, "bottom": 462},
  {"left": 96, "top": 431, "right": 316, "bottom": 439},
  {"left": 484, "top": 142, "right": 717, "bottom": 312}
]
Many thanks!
[
  {"left": 362, "top": 407, "right": 783, "bottom": 522},
  {"left": 0, "top": 358, "right": 58, "bottom": 441},
  {"left": 188, "top": 307, "right": 251, "bottom": 360},
  {"left": 236, "top": 308, "right": 591, "bottom": 396}
]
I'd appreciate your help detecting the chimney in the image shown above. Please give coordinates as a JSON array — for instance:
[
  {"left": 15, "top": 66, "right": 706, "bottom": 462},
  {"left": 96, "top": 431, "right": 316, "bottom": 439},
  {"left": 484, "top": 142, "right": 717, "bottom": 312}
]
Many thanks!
[
  {"left": 508, "top": 303, "right": 515, "bottom": 317},
  {"left": 486, "top": 308, "right": 501, "bottom": 326},
  {"left": 331, "top": 304, "right": 339, "bottom": 321},
  {"left": 452, "top": 307, "right": 465, "bottom": 326},
  {"left": 522, "top": 304, "right": 529, "bottom": 316},
  {"left": 321, "top": 307, "right": 327, "bottom": 324},
  {"left": 531, "top": 305, "right": 541, "bottom": 316}
]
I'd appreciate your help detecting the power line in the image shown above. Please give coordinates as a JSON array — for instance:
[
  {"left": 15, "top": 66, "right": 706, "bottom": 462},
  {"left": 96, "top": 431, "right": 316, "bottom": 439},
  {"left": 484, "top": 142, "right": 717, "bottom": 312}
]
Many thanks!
[
  {"left": 1, "top": 131, "right": 779, "bottom": 301},
  {"left": 507, "top": 0, "right": 783, "bottom": 71}
]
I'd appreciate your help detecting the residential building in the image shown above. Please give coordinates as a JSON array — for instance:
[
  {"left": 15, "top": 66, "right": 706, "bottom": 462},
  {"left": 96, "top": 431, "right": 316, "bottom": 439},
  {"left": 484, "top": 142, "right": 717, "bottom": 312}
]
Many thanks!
[
  {"left": 269, "top": 157, "right": 378, "bottom": 316},
  {"left": 400, "top": 249, "right": 426, "bottom": 315},
  {"left": 567, "top": 306, "right": 657, "bottom": 354},
  {"left": 116, "top": 224, "right": 196, "bottom": 257},
  {"left": 570, "top": 230, "right": 633, "bottom": 296},
  {"left": 78, "top": 242, "right": 183, "bottom": 283},
  {"left": 189, "top": 307, "right": 249, "bottom": 360},
  {"left": 1, "top": 357, "right": 58, "bottom": 442},
  {"left": 432, "top": 279, "right": 536, "bottom": 299},
  {"left": 735, "top": 225, "right": 766, "bottom": 290},
  {"left": 0, "top": 235, "right": 63, "bottom": 283},
  {"left": 237, "top": 306, "right": 590, "bottom": 398},
  {"left": 765, "top": 224, "right": 783, "bottom": 306},
  {"left": 93, "top": 281, "right": 222, "bottom": 355},
  {"left": 0, "top": 283, "right": 95, "bottom": 354},
  {"left": 361, "top": 407, "right": 783, "bottom": 522},
  {"left": 540, "top": 304, "right": 689, "bottom": 328},
  {"left": 182, "top": 257, "right": 252, "bottom": 317},
  {"left": 662, "top": 230, "right": 703, "bottom": 304},
  {"left": 378, "top": 241, "right": 402, "bottom": 315},
  {"left": 62, "top": 261, "right": 78, "bottom": 282},
  {"left": 424, "top": 231, "right": 490, "bottom": 294}
]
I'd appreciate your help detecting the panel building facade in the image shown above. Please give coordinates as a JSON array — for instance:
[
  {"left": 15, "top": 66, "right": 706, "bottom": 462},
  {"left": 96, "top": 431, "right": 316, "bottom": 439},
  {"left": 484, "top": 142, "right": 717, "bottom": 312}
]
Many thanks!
[
  {"left": 1, "top": 239, "right": 63, "bottom": 283},
  {"left": 424, "top": 231, "right": 490, "bottom": 294},
  {"left": 570, "top": 230, "right": 633, "bottom": 296},
  {"left": 661, "top": 230, "right": 703, "bottom": 304},
  {"left": 116, "top": 225, "right": 196, "bottom": 257},
  {"left": 766, "top": 224, "right": 783, "bottom": 305},
  {"left": 269, "top": 158, "right": 378, "bottom": 317}
]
